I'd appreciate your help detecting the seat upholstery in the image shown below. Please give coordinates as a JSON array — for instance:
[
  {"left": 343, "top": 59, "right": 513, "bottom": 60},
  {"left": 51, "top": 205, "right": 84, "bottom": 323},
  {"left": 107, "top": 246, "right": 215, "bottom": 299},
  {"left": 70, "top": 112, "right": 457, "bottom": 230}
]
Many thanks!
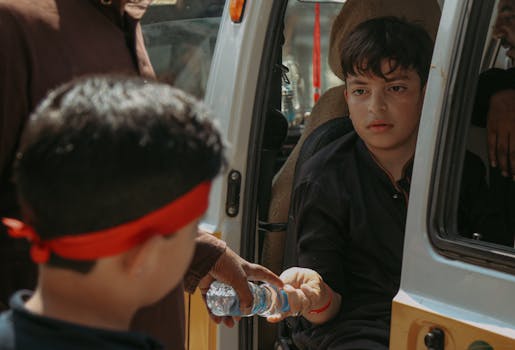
[{"left": 263, "top": 0, "right": 441, "bottom": 276}]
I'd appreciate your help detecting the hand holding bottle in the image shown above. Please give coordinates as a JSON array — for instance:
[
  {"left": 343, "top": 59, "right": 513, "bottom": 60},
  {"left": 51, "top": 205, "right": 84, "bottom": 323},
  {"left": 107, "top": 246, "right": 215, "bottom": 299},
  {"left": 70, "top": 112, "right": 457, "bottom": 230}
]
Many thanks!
[
  {"left": 267, "top": 267, "right": 341, "bottom": 325},
  {"left": 197, "top": 242, "right": 283, "bottom": 327},
  {"left": 206, "top": 281, "right": 290, "bottom": 317}
]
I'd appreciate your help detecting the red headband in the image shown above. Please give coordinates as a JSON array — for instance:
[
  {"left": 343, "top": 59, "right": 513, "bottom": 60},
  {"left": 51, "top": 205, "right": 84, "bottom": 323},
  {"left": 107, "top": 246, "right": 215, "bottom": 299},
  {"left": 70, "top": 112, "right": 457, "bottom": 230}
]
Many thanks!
[{"left": 2, "top": 182, "right": 211, "bottom": 263}]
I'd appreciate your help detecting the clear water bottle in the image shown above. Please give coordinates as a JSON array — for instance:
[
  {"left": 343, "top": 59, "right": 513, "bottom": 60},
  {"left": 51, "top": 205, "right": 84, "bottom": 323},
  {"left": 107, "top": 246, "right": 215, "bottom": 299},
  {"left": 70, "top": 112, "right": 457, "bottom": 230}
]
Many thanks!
[
  {"left": 206, "top": 281, "right": 290, "bottom": 317},
  {"left": 282, "top": 83, "right": 296, "bottom": 123}
]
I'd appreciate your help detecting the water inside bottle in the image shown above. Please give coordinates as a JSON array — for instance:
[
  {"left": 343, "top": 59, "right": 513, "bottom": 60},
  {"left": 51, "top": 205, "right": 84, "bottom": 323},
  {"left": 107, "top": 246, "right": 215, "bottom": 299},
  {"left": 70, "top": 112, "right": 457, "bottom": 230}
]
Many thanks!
[
  {"left": 256, "top": 284, "right": 290, "bottom": 316},
  {"left": 206, "top": 281, "right": 290, "bottom": 317},
  {"left": 206, "top": 281, "right": 241, "bottom": 316}
]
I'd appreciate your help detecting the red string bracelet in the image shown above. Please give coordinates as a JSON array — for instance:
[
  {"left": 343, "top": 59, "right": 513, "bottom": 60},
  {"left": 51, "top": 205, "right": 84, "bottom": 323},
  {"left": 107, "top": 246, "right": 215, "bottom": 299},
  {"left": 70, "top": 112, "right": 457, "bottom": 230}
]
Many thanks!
[{"left": 308, "top": 289, "right": 333, "bottom": 314}]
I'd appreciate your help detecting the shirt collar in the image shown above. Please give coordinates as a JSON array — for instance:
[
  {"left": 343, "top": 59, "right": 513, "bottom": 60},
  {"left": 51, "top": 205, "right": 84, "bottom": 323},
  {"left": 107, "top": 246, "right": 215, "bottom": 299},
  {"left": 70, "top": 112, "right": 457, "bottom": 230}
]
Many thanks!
[
  {"left": 8, "top": 291, "right": 163, "bottom": 350},
  {"left": 355, "top": 137, "right": 413, "bottom": 189}
]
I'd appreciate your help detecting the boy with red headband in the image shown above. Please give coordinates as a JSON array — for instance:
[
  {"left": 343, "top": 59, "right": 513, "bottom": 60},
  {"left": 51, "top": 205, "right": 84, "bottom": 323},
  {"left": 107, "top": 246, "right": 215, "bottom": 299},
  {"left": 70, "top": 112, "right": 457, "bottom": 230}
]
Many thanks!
[{"left": 0, "top": 76, "right": 226, "bottom": 349}]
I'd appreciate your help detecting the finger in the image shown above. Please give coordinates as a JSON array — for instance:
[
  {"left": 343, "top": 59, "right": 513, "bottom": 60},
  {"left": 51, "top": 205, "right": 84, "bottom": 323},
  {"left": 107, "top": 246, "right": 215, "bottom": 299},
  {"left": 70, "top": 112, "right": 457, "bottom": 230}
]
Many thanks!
[
  {"left": 198, "top": 275, "right": 215, "bottom": 296},
  {"left": 222, "top": 316, "right": 235, "bottom": 328},
  {"left": 285, "top": 284, "right": 312, "bottom": 316},
  {"left": 209, "top": 313, "right": 223, "bottom": 324},
  {"left": 234, "top": 284, "right": 253, "bottom": 314},
  {"left": 280, "top": 284, "right": 308, "bottom": 318},
  {"left": 279, "top": 268, "right": 303, "bottom": 288},
  {"left": 200, "top": 278, "right": 220, "bottom": 320},
  {"left": 212, "top": 250, "right": 254, "bottom": 311},
  {"left": 243, "top": 263, "right": 283, "bottom": 287},
  {"left": 300, "top": 284, "right": 323, "bottom": 310},
  {"left": 487, "top": 128, "right": 497, "bottom": 168},
  {"left": 266, "top": 313, "right": 286, "bottom": 323},
  {"left": 279, "top": 267, "right": 313, "bottom": 288}
]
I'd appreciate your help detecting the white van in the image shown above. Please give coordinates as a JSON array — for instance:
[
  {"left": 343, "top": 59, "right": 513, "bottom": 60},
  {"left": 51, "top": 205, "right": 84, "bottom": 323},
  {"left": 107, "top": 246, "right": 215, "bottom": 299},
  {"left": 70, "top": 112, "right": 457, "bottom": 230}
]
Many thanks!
[{"left": 142, "top": 0, "right": 514, "bottom": 349}]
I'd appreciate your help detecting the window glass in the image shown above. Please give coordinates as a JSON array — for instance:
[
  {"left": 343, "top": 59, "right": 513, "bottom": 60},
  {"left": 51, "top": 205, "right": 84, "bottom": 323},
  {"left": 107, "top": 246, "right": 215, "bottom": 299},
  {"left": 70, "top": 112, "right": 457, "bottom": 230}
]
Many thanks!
[
  {"left": 141, "top": 0, "right": 226, "bottom": 99},
  {"left": 438, "top": 0, "right": 514, "bottom": 256},
  {"left": 281, "top": 2, "right": 343, "bottom": 127}
]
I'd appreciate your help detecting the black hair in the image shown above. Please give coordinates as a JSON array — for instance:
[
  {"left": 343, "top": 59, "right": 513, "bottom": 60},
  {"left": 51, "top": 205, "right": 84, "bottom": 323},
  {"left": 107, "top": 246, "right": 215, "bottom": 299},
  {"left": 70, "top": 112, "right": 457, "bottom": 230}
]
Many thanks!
[
  {"left": 15, "top": 76, "right": 226, "bottom": 272},
  {"left": 341, "top": 16, "right": 434, "bottom": 86}
]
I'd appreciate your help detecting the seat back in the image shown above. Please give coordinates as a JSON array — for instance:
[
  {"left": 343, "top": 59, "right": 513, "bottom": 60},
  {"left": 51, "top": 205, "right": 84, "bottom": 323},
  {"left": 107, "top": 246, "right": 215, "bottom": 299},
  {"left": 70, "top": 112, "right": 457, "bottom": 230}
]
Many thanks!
[{"left": 262, "top": 86, "right": 348, "bottom": 275}]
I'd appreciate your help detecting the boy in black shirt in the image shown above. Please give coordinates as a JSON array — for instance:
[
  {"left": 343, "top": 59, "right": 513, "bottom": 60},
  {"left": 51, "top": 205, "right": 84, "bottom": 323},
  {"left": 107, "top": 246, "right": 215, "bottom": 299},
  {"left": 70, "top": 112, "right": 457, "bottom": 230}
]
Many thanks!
[
  {"left": 268, "top": 17, "right": 452, "bottom": 349},
  {"left": 0, "top": 76, "right": 225, "bottom": 349}
]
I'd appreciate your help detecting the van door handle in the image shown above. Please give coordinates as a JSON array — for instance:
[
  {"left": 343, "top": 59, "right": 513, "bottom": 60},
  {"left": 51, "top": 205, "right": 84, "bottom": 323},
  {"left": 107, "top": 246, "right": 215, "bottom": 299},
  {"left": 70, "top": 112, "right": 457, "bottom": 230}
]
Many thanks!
[
  {"left": 424, "top": 328, "right": 445, "bottom": 350},
  {"left": 226, "top": 170, "right": 241, "bottom": 217}
]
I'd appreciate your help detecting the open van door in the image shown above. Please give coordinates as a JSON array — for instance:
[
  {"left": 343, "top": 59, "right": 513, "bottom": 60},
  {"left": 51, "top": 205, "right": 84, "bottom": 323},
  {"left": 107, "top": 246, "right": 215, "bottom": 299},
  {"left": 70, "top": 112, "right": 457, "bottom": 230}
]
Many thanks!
[
  {"left": 203, "top": 1, "right": 347, "bottom": 349},
  {"left": 391, "top": 0, "right": 515, "bottom": 348}
]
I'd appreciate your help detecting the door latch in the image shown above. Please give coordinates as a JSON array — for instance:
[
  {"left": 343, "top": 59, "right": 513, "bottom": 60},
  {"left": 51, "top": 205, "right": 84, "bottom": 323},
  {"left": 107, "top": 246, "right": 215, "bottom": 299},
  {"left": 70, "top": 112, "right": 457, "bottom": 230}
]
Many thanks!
[
  {"left": 424, "top": 328, "right": 445, "bottom": 350},
  {"left": 226, "top": 170, "right": 241, "bottom": 217}
]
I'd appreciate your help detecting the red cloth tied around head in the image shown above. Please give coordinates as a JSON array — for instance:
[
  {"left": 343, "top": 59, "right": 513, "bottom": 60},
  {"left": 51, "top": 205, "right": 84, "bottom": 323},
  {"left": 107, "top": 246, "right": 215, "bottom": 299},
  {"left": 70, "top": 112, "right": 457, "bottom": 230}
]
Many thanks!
[{"left": 2, "top": 182, "right": 211, "bottom": 264}]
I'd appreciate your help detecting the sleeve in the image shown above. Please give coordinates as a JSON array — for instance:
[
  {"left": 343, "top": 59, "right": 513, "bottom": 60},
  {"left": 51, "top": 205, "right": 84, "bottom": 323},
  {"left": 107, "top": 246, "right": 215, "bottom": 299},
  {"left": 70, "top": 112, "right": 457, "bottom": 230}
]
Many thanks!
[
  {"left": 0, "top": 6, "right": 31, "bottom": 215},
  {"left": 183, "top": 231, "right": 226, "bottom": 293},
  {"left": 292, "top": 180, "right": 348, "bottom": 295},
  {"left": 472, "top": 68, "right": 515, "bottom": 128}
]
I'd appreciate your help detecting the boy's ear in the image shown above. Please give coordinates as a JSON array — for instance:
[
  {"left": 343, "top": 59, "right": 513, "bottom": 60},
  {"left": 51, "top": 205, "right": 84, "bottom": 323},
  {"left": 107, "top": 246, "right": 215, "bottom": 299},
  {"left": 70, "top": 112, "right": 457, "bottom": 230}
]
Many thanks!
[
  {"left": 122, "top": 235, "right": 162, "bottom": 277},
  {"left": 343, "top": 86, "right": 349, "bottom": 102}
]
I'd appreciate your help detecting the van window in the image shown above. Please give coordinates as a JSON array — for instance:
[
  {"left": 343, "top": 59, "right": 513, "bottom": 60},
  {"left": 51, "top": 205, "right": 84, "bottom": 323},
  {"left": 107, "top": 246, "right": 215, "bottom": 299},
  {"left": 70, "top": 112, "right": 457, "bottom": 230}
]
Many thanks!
[
  {"left": 141, "top": 0, "right": 226, "bottom": 99},
  {"left": 430, "top": 0, "right": 515, "bottom": 270},
  {"left": 281, "top": 1, "right": 343, "bottom": 127}
]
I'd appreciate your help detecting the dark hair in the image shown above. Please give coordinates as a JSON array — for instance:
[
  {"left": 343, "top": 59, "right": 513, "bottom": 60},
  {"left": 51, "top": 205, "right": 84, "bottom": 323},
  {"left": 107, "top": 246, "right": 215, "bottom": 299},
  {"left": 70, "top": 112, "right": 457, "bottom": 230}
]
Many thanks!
[
  {"left": 15, "top": 76, "right": 225, "bottom": 272},
  {"left": 341, "top": 16, "right": 434, "bottom": 86}
]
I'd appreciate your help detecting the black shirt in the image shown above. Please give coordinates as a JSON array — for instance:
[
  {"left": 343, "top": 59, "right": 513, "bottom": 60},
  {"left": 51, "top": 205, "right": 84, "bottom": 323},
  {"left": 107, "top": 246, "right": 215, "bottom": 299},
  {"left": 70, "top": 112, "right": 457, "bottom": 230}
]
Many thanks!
[
  {"left": 0, "top": 291, "right": 163, "bottom": 350},
  {"left": 289, "top": 131, "right": 503, "bottom": 349},
  {"left": 290, "top": 133, "right": 406, "bottom": 349}
]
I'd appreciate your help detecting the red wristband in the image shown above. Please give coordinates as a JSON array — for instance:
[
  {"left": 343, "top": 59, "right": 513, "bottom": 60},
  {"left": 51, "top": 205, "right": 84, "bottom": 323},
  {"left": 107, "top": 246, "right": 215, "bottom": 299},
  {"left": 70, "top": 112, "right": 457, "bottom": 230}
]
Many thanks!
[{"left": 308, "top": 289, "right": 333, "bottom": 314}]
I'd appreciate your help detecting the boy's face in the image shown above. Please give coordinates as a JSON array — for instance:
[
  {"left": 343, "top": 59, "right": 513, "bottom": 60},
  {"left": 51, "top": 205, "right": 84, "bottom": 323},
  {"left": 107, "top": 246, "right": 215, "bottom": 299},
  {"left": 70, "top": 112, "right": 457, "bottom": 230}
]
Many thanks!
[{"left": 344, "top": 59, "right": 425, "bottom": 156}]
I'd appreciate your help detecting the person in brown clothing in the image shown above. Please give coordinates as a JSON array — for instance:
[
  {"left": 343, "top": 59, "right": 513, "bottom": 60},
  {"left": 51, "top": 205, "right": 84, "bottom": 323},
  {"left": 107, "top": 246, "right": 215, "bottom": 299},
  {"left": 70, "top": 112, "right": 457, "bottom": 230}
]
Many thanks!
[{"left": 0, "top": 1, "right": 281, "bottom": 348}]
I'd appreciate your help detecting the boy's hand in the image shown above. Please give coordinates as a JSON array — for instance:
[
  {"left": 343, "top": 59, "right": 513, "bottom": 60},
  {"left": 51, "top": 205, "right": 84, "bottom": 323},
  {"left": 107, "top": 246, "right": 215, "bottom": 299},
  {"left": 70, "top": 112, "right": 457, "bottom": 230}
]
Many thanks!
[
  {"left": 266, "top": 267, "right": 340, "bottom": 325},
  {"left": 487, "top": 90, "right": 515, "bottom": 179},
  {"left": 198, "top": 246, "right": 283, "bottom": 327}
]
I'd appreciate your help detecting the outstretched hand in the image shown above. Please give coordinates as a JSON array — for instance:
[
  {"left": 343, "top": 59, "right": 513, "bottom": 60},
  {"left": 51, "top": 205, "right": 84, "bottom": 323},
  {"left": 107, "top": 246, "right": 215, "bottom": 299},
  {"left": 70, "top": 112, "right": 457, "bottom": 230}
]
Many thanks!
[
  {"left": 198, "top": 246, "right": 283, "bottom": 327},
  {"left": 487, "top": 90, "right": 515, "bottom": 179},
  {"left": 266, "top": 267, "right": 340, "bottom": 325}
]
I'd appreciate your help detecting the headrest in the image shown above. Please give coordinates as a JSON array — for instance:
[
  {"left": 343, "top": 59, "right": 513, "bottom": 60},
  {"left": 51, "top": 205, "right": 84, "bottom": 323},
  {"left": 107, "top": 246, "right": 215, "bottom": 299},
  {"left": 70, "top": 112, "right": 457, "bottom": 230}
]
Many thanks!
[
  {"left": 328, "top": 0, "right": 442, "bottom": 80},
  {"left": 306, "top": 85, "right": 348, "bottom": 130}
]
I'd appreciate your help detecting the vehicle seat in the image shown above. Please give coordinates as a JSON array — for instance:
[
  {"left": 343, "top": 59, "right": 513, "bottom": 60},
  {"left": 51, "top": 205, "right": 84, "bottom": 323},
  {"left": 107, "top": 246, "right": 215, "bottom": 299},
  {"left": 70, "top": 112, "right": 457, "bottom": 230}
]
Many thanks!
[{"left": 261, "top": 85, "right": 348, "bottom": 275}]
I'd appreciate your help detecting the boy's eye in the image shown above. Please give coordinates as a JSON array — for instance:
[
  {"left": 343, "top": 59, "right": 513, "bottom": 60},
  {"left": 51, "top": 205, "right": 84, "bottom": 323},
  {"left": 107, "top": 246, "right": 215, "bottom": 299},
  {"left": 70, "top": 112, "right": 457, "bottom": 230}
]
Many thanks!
[
  {"left": 352, "top": 88, "right": 366, "bottom": 96},
  {"left": 389, "top": 85, "right": 407, "bottom": 92}
]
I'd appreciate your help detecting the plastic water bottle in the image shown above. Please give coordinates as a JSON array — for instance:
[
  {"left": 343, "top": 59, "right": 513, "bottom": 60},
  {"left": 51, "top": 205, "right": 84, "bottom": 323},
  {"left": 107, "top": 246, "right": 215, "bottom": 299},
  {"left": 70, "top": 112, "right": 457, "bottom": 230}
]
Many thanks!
[
  {"left": 282, "top": 84, "right": 296, "bottom": 124},
  {"left": 206, "top": 281, "right": 290, "bottom": 317}
]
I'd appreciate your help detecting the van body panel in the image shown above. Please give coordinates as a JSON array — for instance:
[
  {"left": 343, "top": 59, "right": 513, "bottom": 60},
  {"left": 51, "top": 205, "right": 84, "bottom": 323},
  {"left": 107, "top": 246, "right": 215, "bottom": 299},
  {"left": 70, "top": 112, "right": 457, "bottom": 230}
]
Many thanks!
[
  {"left": 202, "top": 1, "right": 276, "bottom": 349},
  {"left": 393, "top": 0, "right": 515, "bottom": 346},
  {"left": 391, "top": 291, "right": 515, "bottom": 349}
]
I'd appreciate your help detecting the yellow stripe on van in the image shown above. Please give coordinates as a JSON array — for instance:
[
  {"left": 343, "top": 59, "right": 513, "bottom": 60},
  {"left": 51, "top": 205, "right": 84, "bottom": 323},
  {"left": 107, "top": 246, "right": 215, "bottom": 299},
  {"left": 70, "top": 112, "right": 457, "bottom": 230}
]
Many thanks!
[{"left": 390, "top": 298, "right": 514, "bottom": 349}]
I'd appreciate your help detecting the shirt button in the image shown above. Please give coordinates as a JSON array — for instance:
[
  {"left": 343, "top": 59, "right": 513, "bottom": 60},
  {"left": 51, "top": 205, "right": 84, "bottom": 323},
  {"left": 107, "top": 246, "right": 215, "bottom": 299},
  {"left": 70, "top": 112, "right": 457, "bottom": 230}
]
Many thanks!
[{"left": 392, "top": 193, "right": 399, "bottom": 199}]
